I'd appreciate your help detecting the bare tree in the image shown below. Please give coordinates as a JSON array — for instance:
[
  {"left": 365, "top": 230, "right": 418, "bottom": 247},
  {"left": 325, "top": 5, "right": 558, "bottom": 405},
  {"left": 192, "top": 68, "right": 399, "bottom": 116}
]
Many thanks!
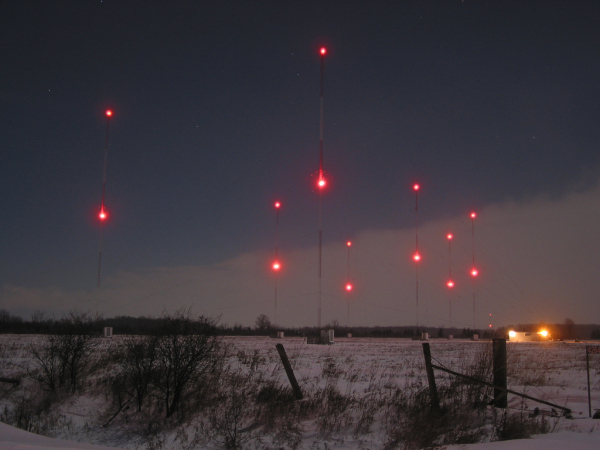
[{"left": 255, "top": 314, "right": 271, "bottom": 334}]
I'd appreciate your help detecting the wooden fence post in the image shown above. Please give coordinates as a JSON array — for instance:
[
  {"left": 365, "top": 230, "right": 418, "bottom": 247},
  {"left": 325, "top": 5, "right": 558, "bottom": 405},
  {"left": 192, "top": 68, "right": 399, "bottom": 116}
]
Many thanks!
[
  {"left": 492, "top": 338, "right": 507, "bottom": 408},
  {"left": 276, "top": 343, "right": 303, "bottom": 400},
  {"left": 422, "top": 343, "right": 440, "bottom": 410}
]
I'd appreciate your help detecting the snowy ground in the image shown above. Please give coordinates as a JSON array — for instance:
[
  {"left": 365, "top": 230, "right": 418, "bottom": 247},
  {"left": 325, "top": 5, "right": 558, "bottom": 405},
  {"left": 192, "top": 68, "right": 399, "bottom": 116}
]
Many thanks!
[{"left": 1, "top": 335, "right": 600, "bottom": 449}]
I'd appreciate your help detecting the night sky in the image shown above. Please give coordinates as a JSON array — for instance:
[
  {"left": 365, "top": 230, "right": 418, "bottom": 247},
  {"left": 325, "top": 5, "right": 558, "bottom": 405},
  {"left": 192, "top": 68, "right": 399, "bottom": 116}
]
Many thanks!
[{"left": 2, "top": 1, "right": 600, "bottom": 329}]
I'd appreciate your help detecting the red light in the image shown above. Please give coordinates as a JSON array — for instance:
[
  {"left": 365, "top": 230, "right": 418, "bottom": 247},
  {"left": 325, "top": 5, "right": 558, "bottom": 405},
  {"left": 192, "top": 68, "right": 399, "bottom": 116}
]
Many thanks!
[
  {"left": 413, "top": 252, "right": 421, "bottom": 262},
  {"left": 346, "top": 283, "right": 353, "bottom": 291},
  {"left": 471, "top": 268, "right": 478, "bottom": 277},
  {"left": 470, "top": 212, "right": 476, "bottom": 219},
  {"left": 447, "top": 280, "right": 454, "bottom": 288},
  {"left": 447, "top": 233, "right": 453, "bottom": 240},
  {"left": 318, "top": 176, "right": 326, "bottom": 189},
  {"left": 272, "top": 261, "right": 281, "bottom": 271},
  {"left": 347, "top": 241, "right": 352, "bottom": 247},
  {"left": 106, "top": 110, "right": 113, "bottom": 117},
  {"left": 274, "top": 201, "right": 281, "bottom": 209},
  {"left": 99, "top": 206, "right": 107, "bottom": 221},
  {"left": 413, "top": 183, "right": 420, "bottom": 191},
  {"left": 320, "top": 47, "right": 326, "bottom": 55}
]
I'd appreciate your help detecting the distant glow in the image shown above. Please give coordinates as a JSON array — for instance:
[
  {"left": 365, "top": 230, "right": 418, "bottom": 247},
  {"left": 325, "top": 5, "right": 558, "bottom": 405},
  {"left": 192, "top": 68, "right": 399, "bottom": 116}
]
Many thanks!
[
  {"left": 447, "top": 233, "right": 453, "bottom": 240},
  {"left": 538, "top": 329, "right": 548, "bottom": 337},
  {"left": 318, "top": 176, "right": 326, "bottom": 189},
  {"left": 447, "top": 280, "right": 454, "bottom": 288},
  {"left": 346, "top": 283, "right": 353, "bottom": 291},
  {"left": 471, "top": 268, "right": 478, "bottom": 276},
  {"left": 413, "top": 183, "right": 420, "bottom": 191},
  {"left": 413, "top": 252, "right": 421, "bottom": 262},
  {"left": 99, "top": 206, "right": 107, "bottom": 221},
  {"left": 489, "top": 324, "right": 493, "bottom": 328},
  {"left": 272, "top": 261, "right": 280, "bottom": 271},
  {"left": 320, "top": 47, "right": 326, "bottom": 55},
  {"left": 347, "top": 241, "right": 352, "bottom": 247},
  {"left": 470, "top": 212, "right": 476, "bottom": 219},
  {"left": 274, "top": 201, "right": 281, "bottom": 209},
  {"left": 508, "top": 330, "right": 517, "bottom": 338},
  {"left": 105, "top": 110, "right": 112, "bottom": 117}
]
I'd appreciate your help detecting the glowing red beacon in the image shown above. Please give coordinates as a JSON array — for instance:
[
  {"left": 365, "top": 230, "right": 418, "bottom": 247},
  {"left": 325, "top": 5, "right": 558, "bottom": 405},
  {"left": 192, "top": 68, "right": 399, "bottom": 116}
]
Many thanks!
[
  {"left": 447, "top": 280, "right": 454, "bottom": 288},
  {"left": 320, "top": 47, "right": 327, "bottom": 56},
  {"left": 272, "top": 261, "right": 281, "bottom": 271},
  {"left": 105, "top": 110, "right": 113, "bottom": 117},
  {"left": 99, "top": 206, "right": 107, "bottom": 221},
  {"left": 346, "top": 283, "right": 353, "bottom": 291},
  {"left": 413, "top": 252, "right": 421, "bottom": 262}
]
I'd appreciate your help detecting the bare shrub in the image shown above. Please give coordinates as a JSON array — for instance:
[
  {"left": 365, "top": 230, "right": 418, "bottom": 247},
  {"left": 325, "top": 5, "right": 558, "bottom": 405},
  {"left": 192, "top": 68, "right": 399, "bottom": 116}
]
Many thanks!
[
  {"left": 119, "top": 334, "right": 158, "bottom": 412},
  {"left": 152, "top": 309, "right": 221, "bottom": 419},
  {"left": 493, "top": 406, "right": 550, "bottom": 441},
  {"left": 29, "top": 311, "right": 99, "bottom": 393}
]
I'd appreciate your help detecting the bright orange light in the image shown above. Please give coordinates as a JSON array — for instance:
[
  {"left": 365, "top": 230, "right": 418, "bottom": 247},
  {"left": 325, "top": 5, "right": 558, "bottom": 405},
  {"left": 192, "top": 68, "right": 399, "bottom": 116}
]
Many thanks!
[
  {"left": 413, "top": 183, "right": 420, "bottom": 191},
  {"left": 320, "top": 47, "right": 326, "bottom": 55},
  {"left": 347, "top": 241, "right": 352, "bottom": 247},
  {"left": 538, "top": 329, "right": 548, "bottom": 337},
  {"left": 274, "top": 201, "right": 281, "bottom": 209},
  {"left": 105, "top": 110, "right": 113, "bottom": 117},
  {"left": 272, "top": 261, "right": 280, "bottom": 271},
  {"left": 413, "top": 252, "right": 421, "bottom": 262},
  {"left": 471, "top": 268, "right": 478, "bottom": 276},
  {"left": 346, "top": 283, "right": 353, "bottom": 291},
  {"left": 508, "top": 330, "right": 517, "bottom": 338},
  {"left": 447, "top": 233, "right": 453, "bottom": 240},
  {"left": 99, "top": 206, "right": 107, "bottom": 221},
  {"left": 447, "top": 280, "right": 454, "bottom": 288},
  {"left": 470, "top": 212, "right": 476, "bottom": 219}
]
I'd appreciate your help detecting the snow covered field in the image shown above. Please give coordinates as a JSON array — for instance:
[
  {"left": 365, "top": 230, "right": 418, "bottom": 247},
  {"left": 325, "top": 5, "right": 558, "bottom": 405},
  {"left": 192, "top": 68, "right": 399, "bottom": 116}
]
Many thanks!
[{"left": 1, "top": 335, "right": 600, "bottom": 449}]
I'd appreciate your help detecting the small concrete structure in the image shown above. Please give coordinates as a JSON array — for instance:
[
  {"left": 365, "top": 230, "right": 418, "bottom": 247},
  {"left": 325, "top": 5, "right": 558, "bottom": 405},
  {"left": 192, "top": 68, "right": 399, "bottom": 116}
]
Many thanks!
[
  {"left": 320, "top": 329, "right": 335, "bottom": 344},
  {"left": 276, "top": 331, "right": 284, "bottom": 338},
  {"left": 448, "top": 335, "right": 454, "bottom": 340},
  {"left": 103, "top": 327, "right": 113, "bottom": 338},
  {"left": 471, "top": 334, "right": 479, "bottom": 341},
  {"left": 347, "top": 333, "right": 352, "bottom": 338},
  {"left": 421, "top": 332, "right": 429, "bottom": 340}
]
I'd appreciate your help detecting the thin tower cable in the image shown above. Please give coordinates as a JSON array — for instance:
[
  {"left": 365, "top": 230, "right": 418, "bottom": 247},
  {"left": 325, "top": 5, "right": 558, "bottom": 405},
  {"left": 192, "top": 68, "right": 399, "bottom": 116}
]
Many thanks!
[
  {"left": 273, "top": 201, "right": 281, "bottom": 326},
  {"left": 447, "top": 233, "right": 454, "bottom": 323},
  {"left": 97, "top": 109, "right": 112, "bottom": 287},
  {"left": 346, "top": 240, "right": 352, "bottom": 327},
  {"left": 470, "top": 212, "right": 478, "bottom": 330},
  {"left": 413, "top": 184, "right": 420, "bottom": 329}
]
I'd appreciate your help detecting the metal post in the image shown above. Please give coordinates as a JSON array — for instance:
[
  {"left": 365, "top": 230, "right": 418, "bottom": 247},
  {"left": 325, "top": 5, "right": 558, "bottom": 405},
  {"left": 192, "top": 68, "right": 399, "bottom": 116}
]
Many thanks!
[
  {"left": 493, "top": 338, "right": 508, "bottom": 408},
  {"left": 587, "top": 345, "right": 592, "bottom": 417},
  {"left": 276, "top": 344, "right": 303, "bottom": 400},
  {"left": 422, "top": 343, "right": 439, "bottom": 410}
]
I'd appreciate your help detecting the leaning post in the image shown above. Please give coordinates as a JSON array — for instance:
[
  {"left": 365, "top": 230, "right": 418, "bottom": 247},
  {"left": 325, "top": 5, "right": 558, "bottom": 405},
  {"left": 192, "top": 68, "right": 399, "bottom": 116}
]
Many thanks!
[
  {"left": 422, "top": 342, "right": 440, "bottom": 410},
  {"left": 275, "top": 343, "right": 303, "bottom": 400},
  {"left": 492, "top": 338, "right": 508, "bottom": 408}
]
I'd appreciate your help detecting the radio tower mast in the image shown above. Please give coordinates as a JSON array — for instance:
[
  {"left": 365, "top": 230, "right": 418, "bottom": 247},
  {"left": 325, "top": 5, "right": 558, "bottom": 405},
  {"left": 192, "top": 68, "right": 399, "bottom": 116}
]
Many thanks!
[{"left": 316, "top": 46, "right": 327, "bottom": 330}]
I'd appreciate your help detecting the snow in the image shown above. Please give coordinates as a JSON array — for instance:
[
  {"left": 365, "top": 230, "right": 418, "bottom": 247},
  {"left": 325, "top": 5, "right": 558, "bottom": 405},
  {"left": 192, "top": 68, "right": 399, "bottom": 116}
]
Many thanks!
[
  {"left": 2, "top": 335, "right": 600, "bottom": 449},
  {"left": 0, "top": 421, "right": 125, "bottom": 450}
]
